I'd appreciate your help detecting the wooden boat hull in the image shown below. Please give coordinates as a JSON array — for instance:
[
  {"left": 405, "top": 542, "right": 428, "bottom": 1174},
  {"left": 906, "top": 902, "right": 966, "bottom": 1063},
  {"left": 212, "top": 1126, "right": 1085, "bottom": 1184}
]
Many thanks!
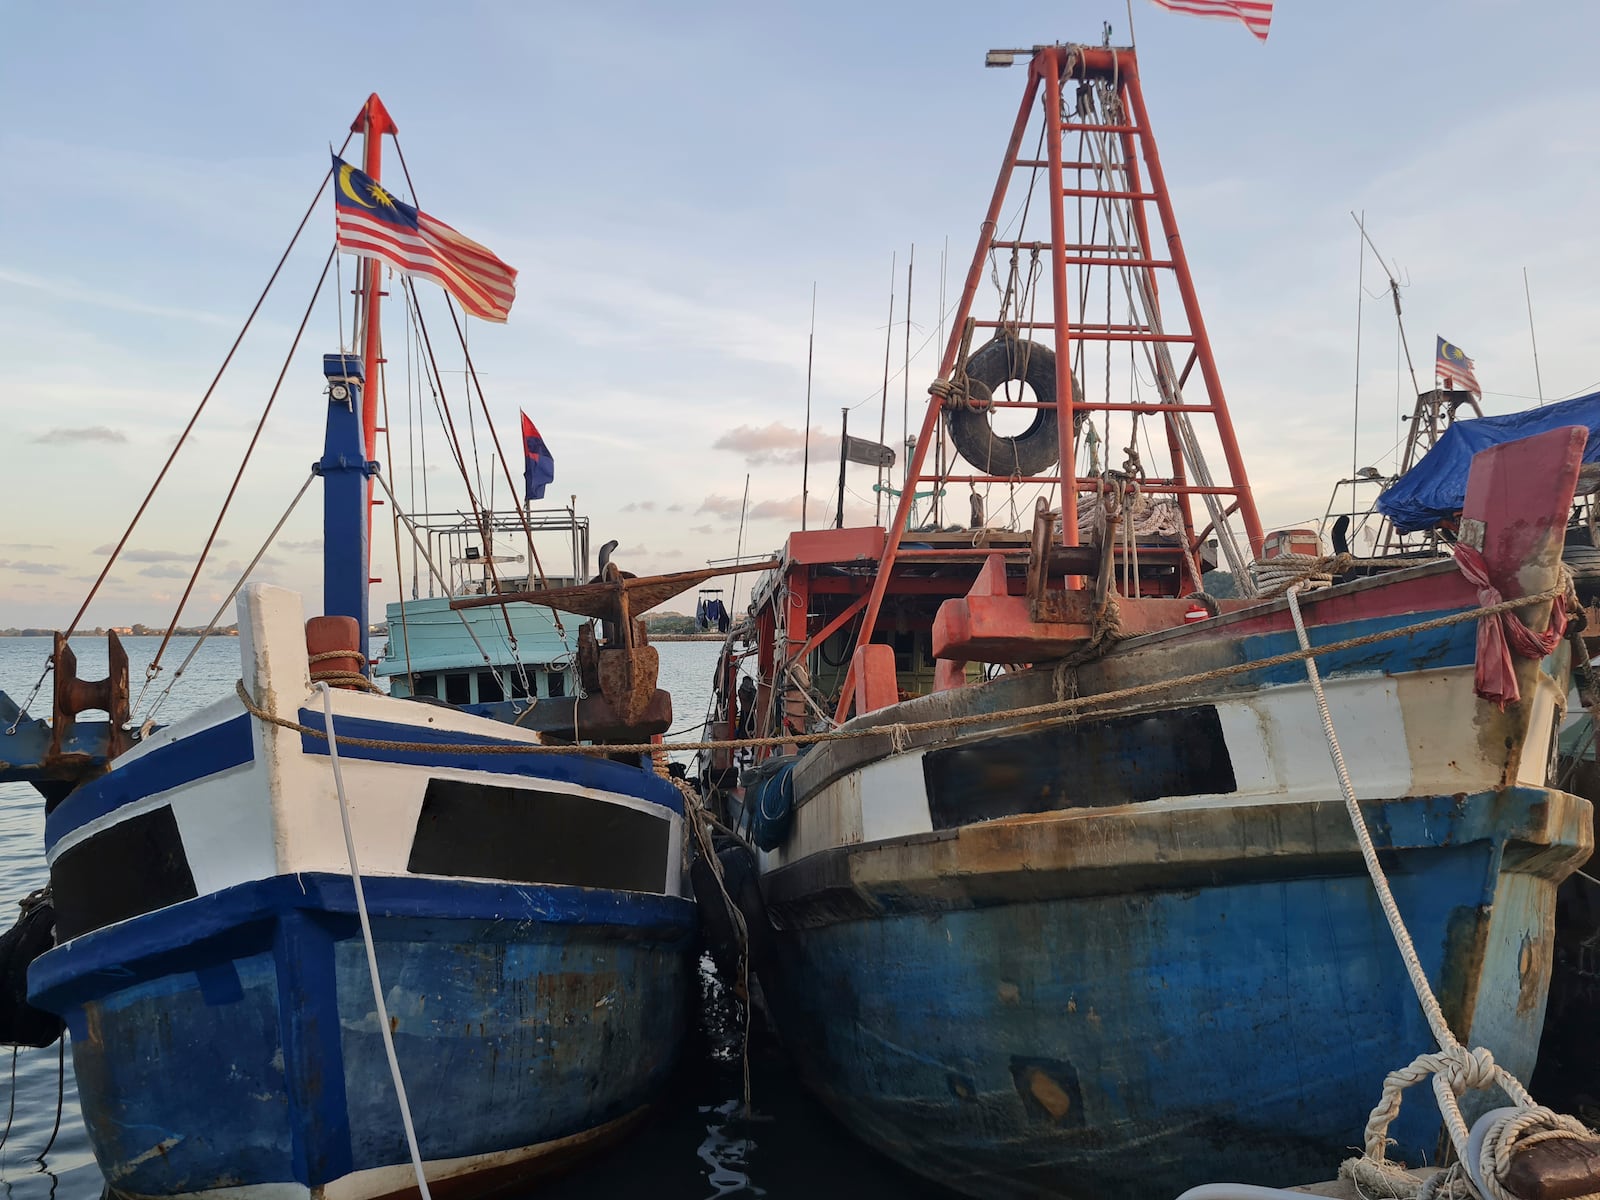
[
  {"left": 746, "top": 559, "right": 1591, "bottom": 1197},
  {"left": 759, "top": 785, "right": 1587, "bottom": 1200},
  {"left": 26, "top": 582, "right": 697, "bottom": 1198},
  {"left": 32, "top": 876, "right": 694, "bottom": 1199}
]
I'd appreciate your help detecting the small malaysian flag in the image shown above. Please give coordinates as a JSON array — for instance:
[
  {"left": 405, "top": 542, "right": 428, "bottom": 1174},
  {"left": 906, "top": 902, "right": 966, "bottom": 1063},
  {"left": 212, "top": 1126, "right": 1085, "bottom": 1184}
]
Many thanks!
[
  {"left": 1145, "top": 0, "right": 1272, "bottom": 41},
  {"left": 1436, "top": 337, "right": 1481, "bottom": 394},
  {"left": 333, "top": 155, "right": 517, "bottom": 323}
]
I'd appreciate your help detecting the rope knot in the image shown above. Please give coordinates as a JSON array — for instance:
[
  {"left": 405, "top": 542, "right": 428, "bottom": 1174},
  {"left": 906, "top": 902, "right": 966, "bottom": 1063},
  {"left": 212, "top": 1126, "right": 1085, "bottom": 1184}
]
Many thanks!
[{"left": 1440, "top": 1045, "right": 1499, "bottom": 1093}]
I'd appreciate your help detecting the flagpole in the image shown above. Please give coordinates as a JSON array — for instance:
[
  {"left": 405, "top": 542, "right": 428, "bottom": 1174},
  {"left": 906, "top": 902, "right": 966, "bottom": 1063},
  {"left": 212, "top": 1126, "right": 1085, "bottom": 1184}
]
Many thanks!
[{"left": 353, "top": 94, "right": 398, "bottom": 582}]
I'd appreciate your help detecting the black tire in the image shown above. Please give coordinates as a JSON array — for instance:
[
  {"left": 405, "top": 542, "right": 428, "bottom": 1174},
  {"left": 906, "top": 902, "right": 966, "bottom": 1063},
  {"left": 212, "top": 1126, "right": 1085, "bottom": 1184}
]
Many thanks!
[{"left": 946, "top": 337, "right": 1078, "bottom": 477}]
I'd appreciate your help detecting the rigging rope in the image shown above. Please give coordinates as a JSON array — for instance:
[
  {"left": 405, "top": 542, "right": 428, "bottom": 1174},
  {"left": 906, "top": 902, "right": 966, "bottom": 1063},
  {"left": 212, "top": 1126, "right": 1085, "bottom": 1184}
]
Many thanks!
[
  {"left": 141, "top": 472, "right": 318, "bottom": 725},
  {"left": 234, "top": 577, "right": 1567, "bottom": 759},
  {"left": 23, "top": 140, "right": 354, "bottom": 726},
  {"left": 146, "top": 245, "right": 339, "bottom": 685},
  {"left": 1284, "top": 584, "right": 1599, "bottom": 1200}
]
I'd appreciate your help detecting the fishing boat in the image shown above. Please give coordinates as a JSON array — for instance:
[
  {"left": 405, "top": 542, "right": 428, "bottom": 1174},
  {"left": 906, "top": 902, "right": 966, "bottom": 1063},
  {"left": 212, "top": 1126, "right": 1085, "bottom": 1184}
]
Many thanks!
[
  {"left": 374, "top": 504, "right": 586, "bottom": 706},
  {"left": 697, "top": 43, "right": 1592, "bottom": 1199},
  {"left": 0, "top": 96, "right": 696, "bottom": 1197}
]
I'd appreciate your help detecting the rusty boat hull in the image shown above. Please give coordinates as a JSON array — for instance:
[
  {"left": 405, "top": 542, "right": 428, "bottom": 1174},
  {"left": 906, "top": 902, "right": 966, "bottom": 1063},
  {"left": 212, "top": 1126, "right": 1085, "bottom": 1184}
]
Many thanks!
[
  {"left": 758, "top": 782, "right": 1585, "bottom": 1199},
  {"left": 734, "top": 431, "right": 1594, "bottom": 1197}
]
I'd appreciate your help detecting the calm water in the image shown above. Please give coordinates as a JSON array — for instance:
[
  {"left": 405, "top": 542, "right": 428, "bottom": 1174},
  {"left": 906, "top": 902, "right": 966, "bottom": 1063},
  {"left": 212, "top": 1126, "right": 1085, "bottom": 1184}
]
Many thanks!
[{"left": 0, "top": 636, "right": 930, "bottom": 1197}]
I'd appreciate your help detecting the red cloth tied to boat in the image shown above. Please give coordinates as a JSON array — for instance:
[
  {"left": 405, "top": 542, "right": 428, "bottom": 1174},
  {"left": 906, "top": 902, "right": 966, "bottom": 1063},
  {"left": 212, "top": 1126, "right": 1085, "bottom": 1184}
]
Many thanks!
[{"left": 1454, "top": 544, "right": 1568, "bottom": 707}]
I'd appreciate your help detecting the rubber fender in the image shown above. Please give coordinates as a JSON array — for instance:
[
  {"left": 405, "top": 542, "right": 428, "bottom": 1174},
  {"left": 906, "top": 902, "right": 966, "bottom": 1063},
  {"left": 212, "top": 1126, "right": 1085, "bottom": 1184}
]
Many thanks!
[
  {"left": 745, "top": 756, "right": 798, "bottom": 852},
  {"left": 717, "top": 841, "right": 775, "bottom": 976},
  {"left": 946, "top": 336, "right": 1081, "bottom": 478},
  {"left": 0, "top": 894, "right": 63, "bottom": 1048}
]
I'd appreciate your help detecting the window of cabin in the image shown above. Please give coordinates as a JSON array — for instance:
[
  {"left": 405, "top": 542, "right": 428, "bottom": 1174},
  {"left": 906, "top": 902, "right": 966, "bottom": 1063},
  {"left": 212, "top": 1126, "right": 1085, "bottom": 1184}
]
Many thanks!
[
  {"left": 444, "top": 673, "right": 472, "bottom": 706},
  {"left": 479, "top": 671, "right": 505, "bottom": 703},
  {"left": 547, "top": 670, "right": 566, "bottom": 698}
]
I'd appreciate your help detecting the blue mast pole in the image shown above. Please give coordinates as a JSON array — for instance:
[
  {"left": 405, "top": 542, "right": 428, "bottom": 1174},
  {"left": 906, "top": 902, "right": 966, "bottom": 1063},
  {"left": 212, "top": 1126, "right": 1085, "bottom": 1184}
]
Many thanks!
[{"left": 317, "top": 353, "right": 377, "bottom": 666}]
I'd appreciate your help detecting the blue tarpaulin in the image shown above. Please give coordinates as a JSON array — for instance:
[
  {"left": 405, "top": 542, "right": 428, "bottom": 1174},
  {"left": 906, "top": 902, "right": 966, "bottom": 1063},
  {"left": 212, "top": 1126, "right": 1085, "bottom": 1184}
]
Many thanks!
[{"left": 1376, "top": 392, "right": 1600, "bottom": 533}]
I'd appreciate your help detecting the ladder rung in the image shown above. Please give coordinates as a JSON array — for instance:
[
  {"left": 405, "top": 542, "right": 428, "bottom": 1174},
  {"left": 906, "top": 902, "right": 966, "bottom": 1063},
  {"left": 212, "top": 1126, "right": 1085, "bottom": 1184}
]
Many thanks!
[
  {"left": 1060, "top": 121, "right": 1139, "bottom": 134},
  {"left": 1062, "top": 255, "right": 1172, "bottom": 269},
  {"left": 1062, "top": 188, "right": 1156, "bottom": 201},
  {"left": 1015, "top": 159, "right": 1128, "bottom": 171},
  {"left": 969, "top": 321, "right": 1196, "bottom": 344}
]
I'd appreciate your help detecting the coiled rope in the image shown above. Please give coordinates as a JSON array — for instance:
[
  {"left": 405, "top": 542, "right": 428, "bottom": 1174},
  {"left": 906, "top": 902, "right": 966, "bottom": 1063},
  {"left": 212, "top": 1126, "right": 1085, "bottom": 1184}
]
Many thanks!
[
  {"left": 1283, "top": 585, "right": 1598, "bottom": 1200},
  {"left": 307, "top": 650, "right": 382, "bottom": 694}
]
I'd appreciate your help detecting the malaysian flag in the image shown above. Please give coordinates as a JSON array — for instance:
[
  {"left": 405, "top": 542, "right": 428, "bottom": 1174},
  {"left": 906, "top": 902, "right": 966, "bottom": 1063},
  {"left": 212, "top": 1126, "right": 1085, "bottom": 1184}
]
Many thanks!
[
  {"left": 1436, "top": 337, "right": 1481, "bottom": 394},
  {"left": 333, "top": 155, "right": 517, "bottom": 323},
  {"left": 1145, "top": 0, "right": 1272, "bottom": 41}
]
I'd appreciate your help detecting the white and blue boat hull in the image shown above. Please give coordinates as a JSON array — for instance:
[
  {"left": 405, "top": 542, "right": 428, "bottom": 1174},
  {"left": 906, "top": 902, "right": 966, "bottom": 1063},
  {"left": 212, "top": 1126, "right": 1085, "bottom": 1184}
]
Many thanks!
[{"left": 28, "top": 583, "right": 695, "bottom": 1198}]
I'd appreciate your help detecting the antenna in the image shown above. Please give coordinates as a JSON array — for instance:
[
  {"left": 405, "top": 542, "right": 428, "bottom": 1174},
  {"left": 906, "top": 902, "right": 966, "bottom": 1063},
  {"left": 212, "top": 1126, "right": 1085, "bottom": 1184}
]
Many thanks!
[
  {"left": 1352, "top": 210, "right": 1365, "bottom": 530},
  {"left": 875, "top": 252, "right": 896, "bottom": 524},
  {"left": 802, "top": 283, "right": 816, "bottom": 530},
  {"left": 1351, "top": 213, "right": 1421, "bottom": 400},
  {"left": 902, "top": 246, "right": 914, "bottom": 460},
  {"left": 1524, "top": 267, "right": 1545, "bottom": 406}
]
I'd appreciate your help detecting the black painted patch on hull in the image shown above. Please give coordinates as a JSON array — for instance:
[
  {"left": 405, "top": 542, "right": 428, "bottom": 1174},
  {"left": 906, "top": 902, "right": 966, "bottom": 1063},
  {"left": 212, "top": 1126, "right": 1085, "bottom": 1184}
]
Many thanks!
[
  {"left": 52, "top": 805, "right": 198, "bottom": 940},
  {"left": 408, "top": 778, "right": 669, "bottom": 893},
  {"left": 923, "top": 705, "right": 1235, "bottom": 828}
]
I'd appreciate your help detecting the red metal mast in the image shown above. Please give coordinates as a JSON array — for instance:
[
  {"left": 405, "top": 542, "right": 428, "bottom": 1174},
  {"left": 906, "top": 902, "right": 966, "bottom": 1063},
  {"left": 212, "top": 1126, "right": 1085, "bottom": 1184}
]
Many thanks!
[
  {"left": 352, "top": 93, "right": 397, "bottom": 572},
  {"left": 834, "top": 43, "right": 1264, "bottom": 722}
]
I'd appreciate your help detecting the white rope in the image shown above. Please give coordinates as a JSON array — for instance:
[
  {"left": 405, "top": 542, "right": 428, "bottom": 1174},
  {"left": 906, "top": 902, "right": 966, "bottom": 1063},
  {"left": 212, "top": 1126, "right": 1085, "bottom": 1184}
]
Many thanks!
[
  {"left": 1284, "top": 586, "right": 1598, "bottom": 1200},
  {"left": 318, "top": 683, "right": 432, "bottom": 1199}
]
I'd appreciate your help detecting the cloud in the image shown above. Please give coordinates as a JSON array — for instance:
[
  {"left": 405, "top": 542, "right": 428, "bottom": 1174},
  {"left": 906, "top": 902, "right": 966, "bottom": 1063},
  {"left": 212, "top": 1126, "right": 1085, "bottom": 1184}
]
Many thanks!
[
  {"left": 697, "top": 493, "right": 804, "bottom": 522},
  {"left": 33, "top": 425, "right": 127, "bottom": 445},
  {"left": 689, "top": 524, "right": 715, "bottom": 535},
  {"left": 711, "top": 422, "right": 832, "bottom": 467},
  {"left": 697, "top": 495, "right": 746, "bottom": 519},
  {"left": 277, "top": 541, "right": 321, "bottom": 553},
  {"left": 749, "top": 496, "right": 804, "bottom": 522},
  {"left": 620, "top": 500, "right": 657, "bottom": 512},
  {"left": 138, "top": 564, "right": 192, "bottom": 579},
  {"left": 665, "top": 503, "right": 684, "bottom": 512},
  {"left": 0, "top": 543, "right": 51, "bottom": 551},
  {"left": 93, "top": 545, "right": 189, "bottom": 562},
  {"left": 0, "top": 558, "right": 61, "bottom": 575}
]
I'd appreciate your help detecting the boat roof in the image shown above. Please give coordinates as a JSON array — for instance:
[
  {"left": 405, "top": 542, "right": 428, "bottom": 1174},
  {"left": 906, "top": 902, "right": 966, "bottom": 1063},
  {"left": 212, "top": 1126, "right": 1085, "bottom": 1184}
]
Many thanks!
[{"left": 1377, "top": 391, "right": 1600, "bottom": 532}]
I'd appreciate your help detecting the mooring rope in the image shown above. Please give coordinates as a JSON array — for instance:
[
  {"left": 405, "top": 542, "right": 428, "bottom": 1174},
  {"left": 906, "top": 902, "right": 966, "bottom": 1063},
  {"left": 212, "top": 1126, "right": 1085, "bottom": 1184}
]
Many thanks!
[
  {"left": 234, "top": 578, "right": 1569, "bottom": 760},
  {"left": 1283, "top": 585, "right": 1599, "bottom": 1200},
  {"left": 318, "top": 683, "right": 433, "bottom": 1198}
]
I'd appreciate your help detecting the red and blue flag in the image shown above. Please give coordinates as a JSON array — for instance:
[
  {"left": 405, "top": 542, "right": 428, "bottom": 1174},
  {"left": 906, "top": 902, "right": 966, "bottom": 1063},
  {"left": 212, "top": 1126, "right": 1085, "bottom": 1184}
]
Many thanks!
[
  {"left": 521, "top": 412, "right": 554, "bottom": 501},
  {"left": 1436, "top": 336, "right": 1481, "bottom": 394},
  {"left": 332, "top": 154, "right": 517, "bottom": 322}
]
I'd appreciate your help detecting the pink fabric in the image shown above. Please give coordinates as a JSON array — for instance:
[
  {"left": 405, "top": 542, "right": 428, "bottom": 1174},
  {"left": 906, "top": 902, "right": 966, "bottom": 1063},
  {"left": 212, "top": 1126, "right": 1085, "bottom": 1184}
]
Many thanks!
[{"left": 1454, "top": 544, "right": 1568, "bottom": 708}]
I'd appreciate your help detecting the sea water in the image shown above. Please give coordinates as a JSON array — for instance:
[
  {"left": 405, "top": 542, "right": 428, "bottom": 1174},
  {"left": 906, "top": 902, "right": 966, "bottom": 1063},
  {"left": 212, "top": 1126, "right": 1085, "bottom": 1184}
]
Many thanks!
[{"left": 0, "top": 637, "right": 930, "bottom": 1198}]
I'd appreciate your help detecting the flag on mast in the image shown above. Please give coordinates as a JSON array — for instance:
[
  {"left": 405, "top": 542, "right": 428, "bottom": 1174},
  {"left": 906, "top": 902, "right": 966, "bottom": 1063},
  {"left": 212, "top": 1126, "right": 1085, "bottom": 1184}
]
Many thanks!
[
  {"left": 332, "top": 154, "right": 517, "bottom": 322},
  {"left": 1144, "top": 0, "right": 1272, "bottom": 41},
  {"left": 1436, "top": 337, "right": 1481, "bottom": 394},
  {"left": 521, "top": 412, "right": 554, "bottom": 501}
]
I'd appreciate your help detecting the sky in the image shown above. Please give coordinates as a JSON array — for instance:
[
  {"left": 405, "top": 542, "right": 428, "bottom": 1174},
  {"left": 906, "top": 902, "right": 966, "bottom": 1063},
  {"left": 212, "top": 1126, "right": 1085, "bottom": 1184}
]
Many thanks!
[{"left": 5, "top": 0, "right": 1600, "bottom": 631}]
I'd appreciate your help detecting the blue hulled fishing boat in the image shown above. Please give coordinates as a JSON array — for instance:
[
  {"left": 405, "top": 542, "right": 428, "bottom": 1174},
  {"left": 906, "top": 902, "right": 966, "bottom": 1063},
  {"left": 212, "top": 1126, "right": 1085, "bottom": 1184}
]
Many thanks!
[
  {"left": 0, "top": 96, "right": 694, "bottom": 1198},
  {"left": 698, "top": 43, "right": 1594, "bottom": 1199}
]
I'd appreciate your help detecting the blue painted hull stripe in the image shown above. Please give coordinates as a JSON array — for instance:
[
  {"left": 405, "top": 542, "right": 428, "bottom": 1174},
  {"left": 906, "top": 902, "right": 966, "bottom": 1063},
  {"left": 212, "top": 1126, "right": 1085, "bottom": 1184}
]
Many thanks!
[
  {"left": 1238, "top": 607, "right": 1477, "bottom": 686},
  {"left": 44, "top": 714, "right": 254, "bottom": 853},
  {"left": 294, "top": 709, "right": 682, "bottom": 812},
  {"left": 29, "top": 872, "right": 695, "bottom": 1010}
]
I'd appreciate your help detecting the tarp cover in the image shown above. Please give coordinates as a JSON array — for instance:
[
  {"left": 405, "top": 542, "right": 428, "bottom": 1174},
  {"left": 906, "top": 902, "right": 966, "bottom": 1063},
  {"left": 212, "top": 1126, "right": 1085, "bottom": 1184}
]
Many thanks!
[{"left": 1376, "top": 392, "right": 1600, "bottom": 532}]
